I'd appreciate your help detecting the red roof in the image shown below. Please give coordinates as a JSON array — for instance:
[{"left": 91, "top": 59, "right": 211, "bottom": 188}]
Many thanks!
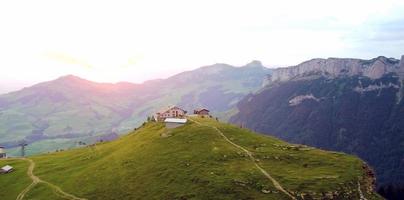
[
  {"left": 194, "top": 108, "right": 210, "bottom": 112},
  {"left": 157, "top": 106, "right": 186, "bottom": 114}
]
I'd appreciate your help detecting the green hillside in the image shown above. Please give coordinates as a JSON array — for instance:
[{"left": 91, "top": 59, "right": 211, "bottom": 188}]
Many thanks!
[
  {"left": 0, "top": 117, "right": 381, "bottom": 199},
  {"left": 0, "top": 62, "right": 270, "bottom": 156}
]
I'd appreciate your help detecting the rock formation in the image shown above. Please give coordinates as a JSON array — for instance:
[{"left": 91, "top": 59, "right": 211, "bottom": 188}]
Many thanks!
[
  {"left": 399, "top": 55, "right": 404, "bottom": 79},
  {"left": 268, "top": 56, "right": 403, "bottom": 84}
]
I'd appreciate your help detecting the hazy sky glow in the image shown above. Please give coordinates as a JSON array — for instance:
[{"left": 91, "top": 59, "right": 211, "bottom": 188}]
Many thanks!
[{"left": 1, "top": 0, "right": 404, "bottom": 92}]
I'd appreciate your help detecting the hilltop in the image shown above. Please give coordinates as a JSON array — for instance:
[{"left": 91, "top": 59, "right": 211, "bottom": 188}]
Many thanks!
[{"left": 0, "top": 117, "right": 381, "bottom": 199}]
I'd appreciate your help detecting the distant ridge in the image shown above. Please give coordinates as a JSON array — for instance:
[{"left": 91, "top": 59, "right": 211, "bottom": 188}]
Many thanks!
[
  {"left": 267, "top": 55, "right": 404, "bottom": 84},
  {"left": 0, "top": 61, "right": 271, "bottom": 156}
]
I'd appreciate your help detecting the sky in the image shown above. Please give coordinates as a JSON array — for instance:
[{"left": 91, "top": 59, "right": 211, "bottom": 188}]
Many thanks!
[{"left": 0, "top": 0, "right": 404, "bottom": 93}]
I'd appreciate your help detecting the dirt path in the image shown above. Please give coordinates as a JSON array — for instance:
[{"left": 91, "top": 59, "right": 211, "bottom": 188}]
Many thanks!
[
  {"left": 14, "top": 158, "right": 87, "bottom": 200},
  {"left": 188, "top": 118, "right": 296, "bottom": 200},
  {"left": 15, "top": 158, "right": 39, "bottom": 200},
  {"left": 357, "top": 181, "right": 368, "bottom": 200}
]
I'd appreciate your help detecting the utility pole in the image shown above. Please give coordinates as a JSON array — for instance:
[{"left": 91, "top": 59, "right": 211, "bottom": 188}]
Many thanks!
[{"left": 19, "top": 140, "right": 28, "bottom": 157}]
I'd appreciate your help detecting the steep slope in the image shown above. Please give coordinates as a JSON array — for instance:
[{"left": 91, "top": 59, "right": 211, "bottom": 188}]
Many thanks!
[
  {"left": 230, "top": 55, "right": 404, "bottom": 197},
  {"left": 0, "top": 61, "right": 270, "bottom": 155},
  {"left": 0, "top": 118, "right": 381, "bottom": 199}
]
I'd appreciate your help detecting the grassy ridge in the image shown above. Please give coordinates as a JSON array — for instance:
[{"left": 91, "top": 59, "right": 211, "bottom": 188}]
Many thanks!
[
  {"left": 0, "top": 118, "right": 381, "bottom": 199},
  {"left": 198, "top": 118, "right": 380, "bottom": 199}
]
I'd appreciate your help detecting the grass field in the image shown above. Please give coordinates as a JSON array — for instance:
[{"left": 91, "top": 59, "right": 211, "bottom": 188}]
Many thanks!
[
  {"left": 0, "top": 159, "right": 31, "bottom": 200},
  {"left": 0, "top": 118, "right": 382, "bottom": 199}
]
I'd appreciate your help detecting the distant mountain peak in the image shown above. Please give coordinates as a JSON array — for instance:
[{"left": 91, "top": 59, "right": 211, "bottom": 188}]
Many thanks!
[
  {"left": 244, "top": 60, "right": 263, "bottom": 68},
  {"left": 56, "top": 74, "right": 88, "bottom": 82},
  {"left": 189, "top": 63, "right": 234, "bottom": 75}
]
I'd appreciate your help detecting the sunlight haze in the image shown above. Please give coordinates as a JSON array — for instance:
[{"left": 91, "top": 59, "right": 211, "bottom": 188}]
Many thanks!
[{"left": 0, "top": 0, "right": 404, "bottom": 93}]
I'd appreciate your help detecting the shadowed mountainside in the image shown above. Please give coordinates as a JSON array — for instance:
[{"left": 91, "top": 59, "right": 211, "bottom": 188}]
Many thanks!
[{"left": 230, "top": 55, "right": 404, "bottom": 199}]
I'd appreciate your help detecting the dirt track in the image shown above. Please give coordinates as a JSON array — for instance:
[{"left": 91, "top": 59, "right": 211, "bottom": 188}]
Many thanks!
[{"left": 14, "top": 158, "right": 87, "bottom": 200}]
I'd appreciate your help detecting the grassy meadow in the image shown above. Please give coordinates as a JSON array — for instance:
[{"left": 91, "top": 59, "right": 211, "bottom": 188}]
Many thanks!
[{"left": 0, "top": 118, "right": 381, "bottom": 199}]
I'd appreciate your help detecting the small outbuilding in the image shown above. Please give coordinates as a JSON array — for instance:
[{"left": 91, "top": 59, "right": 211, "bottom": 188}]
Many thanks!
[
  {"left": 164, "top": 118, "right": 187, "bottom": 129},
  {"left": 194, "top": 108, "right": 210, "bottom": 116},
  {"left": 0, "top": 146, "right": 6, "bottom": 158},
  {"left": 0, "top": 165, "right": 13, "bottom": 174}
]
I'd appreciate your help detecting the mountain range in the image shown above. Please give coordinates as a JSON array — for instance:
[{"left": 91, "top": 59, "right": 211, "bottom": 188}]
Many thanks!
[
  {"left": 0, "top": 61, "right": 271, "bottom": 155},
  {"left": 230, "top": 55, "right": 404, "bottom": 199},
  {"left": 1, "top": 55, "right": 403, "bottom": 198}
]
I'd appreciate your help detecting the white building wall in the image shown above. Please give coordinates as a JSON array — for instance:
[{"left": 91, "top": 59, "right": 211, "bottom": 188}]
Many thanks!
[{"left": 165, "top": 122, "right": 185, "bottom": 129}]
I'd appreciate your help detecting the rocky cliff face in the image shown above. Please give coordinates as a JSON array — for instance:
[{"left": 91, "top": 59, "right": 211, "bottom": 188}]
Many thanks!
[
  {"left": 399, "top": 55, "right": 404, "bottom": 78},
  {"left": 268, "top": 56, "right": 403, "bottom": 84}
]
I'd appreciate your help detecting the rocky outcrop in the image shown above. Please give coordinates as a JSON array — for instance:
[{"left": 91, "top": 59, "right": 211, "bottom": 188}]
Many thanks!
[
  {"left": 267, "top": 56, "right": 403, "bottom": 84},
  {"left": 354, "top": 82, "right": 400, "bottom": 93},
  {"left": 244, "top": 60, "right": 264, "bottom": 68},
  {"left": 361, "top": 163, "right": 377, "bottom": 195},
  {"left": 289, "top": 94, "right": 320, "bottom": 106},
  {"left": 399, "top": 55, "right": 404, "bottom": 80}
]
